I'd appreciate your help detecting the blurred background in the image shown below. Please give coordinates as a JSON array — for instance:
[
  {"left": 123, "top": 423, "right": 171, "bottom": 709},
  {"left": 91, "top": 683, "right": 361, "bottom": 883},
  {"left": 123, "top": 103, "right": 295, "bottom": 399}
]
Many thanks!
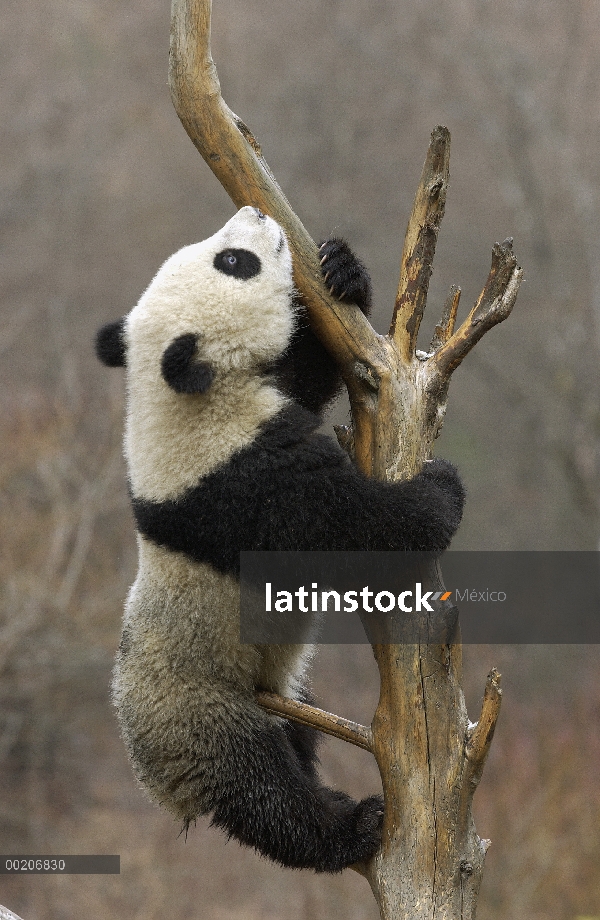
[{"left": 1, "top": 0, "right": 599, "bottom": 917}]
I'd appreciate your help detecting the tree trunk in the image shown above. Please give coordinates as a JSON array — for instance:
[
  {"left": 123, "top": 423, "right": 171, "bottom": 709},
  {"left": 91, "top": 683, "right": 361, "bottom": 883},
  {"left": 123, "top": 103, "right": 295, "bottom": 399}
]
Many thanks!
[{"left": 168, "top": 2, "right": 520, "bottom": 916}]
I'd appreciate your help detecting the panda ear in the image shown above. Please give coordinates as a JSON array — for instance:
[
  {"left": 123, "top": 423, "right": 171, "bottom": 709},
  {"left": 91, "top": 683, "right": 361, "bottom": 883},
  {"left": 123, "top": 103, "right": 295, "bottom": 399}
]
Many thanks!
[
  {"left": 96, "top": 318, "right": 126, "bottom": 367},
  {"left": 161, "top": 333, "right": 214, "bottom": 395}
]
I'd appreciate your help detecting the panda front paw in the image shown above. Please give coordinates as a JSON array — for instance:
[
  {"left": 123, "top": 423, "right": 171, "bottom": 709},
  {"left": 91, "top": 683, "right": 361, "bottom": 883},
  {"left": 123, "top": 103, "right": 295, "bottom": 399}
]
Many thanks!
[
  {"left": 319, "top": 238, "right": 372, "bottom": 315},
  {"left": 418, "top": 458, "right": 466, "bottom": 547},
  {"left": 421, "top": 458, "right": 465, "bottom": 508}
]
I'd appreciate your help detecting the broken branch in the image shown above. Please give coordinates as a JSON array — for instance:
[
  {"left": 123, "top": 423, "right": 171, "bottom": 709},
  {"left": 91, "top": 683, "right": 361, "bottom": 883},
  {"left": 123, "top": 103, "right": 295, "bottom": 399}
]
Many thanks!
[
  {"left": 390, "top": 125, "right": 451, "bottom": 361},
  {"left": 466, "top": 668, "right": 503, "bottom": 782},
  {"left": 430, "top": 284, "right": 461, "bottom": 351}
]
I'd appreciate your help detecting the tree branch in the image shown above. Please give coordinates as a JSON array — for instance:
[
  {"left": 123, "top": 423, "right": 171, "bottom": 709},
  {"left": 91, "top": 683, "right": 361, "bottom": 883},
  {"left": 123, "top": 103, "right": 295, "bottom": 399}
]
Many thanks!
[
  {"left": 169, "top": 0, "right": 384, "bottom": 408},
  {"left": 466, "top": 668, "right": 503, "bottom": 783},
  {"left": 255, "top": 692, "right": 373, "bottom": 752},
  {"left": 433, "top": 241, "right": 523, "bottom": 378},
  {"left": 390, "top": 125, "right": 451, "bottom": 362},
  {"left": 430, "top": 284, "right": 461, "bottom": 351}
]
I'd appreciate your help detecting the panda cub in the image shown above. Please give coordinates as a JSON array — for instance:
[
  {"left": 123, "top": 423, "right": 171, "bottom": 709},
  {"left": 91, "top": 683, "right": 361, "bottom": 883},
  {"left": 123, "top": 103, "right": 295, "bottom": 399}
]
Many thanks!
[{"left": 96, "top": 206, "right": 465, "bottom": 873}]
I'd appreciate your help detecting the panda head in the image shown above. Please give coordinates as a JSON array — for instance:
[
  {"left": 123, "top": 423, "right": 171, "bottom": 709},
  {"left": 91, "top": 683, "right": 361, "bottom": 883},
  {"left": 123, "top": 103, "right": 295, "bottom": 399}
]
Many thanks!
[{"left": 96, "top": 207, "right": 294, "bottom": 396}]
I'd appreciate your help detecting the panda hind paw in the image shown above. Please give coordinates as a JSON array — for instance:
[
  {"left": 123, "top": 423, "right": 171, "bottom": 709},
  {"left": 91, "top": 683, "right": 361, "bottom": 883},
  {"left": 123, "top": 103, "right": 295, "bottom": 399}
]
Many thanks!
[
  {"left": 352, "top": 794, "right": 384, "bottom": 858},
  {"left": 318, "top": 238, "right": 372, "bottom": 314}
]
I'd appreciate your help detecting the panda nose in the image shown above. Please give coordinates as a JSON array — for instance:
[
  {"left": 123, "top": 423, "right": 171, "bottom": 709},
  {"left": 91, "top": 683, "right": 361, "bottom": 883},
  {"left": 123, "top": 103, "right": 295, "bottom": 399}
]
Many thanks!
[{"left": 254, "top": 208, "right": 267, "bottom": 221}]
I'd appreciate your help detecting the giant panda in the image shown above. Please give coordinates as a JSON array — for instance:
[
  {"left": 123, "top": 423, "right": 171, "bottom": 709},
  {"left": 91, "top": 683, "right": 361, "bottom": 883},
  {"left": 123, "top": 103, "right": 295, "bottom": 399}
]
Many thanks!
[{"left": 96, "top": 206, "right": 465, "bottom": 873}]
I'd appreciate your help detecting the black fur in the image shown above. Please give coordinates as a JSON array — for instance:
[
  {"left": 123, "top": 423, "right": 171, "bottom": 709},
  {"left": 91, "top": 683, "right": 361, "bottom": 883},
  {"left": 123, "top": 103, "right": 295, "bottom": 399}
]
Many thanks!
[
  {"left": 214, "top": 248, "right": 262, "bottom": 280},
  {"left": 131, "top": 405, "right": 465, "bottom": 575},
  {"left": 95, "top": 318, "right": 126, "bottom": 367},
  {"left": 280, "top": 688, "right": 321, "bottom": 779},
  {"left": 161, "top": 333, "right": 214, "bottom": 394},
  {"left": 271, "top": 238, "right": 372, "bottom": 414},
  {"left": 208, "top": 719, "right": 383, "bottom": 872}
]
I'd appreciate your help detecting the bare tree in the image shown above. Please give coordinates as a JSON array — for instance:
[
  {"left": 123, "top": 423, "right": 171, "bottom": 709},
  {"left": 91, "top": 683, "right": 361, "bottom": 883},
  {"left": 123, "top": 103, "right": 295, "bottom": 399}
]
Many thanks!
[{"left": 168, "top": 1, "right": 522, "bottom": 916}]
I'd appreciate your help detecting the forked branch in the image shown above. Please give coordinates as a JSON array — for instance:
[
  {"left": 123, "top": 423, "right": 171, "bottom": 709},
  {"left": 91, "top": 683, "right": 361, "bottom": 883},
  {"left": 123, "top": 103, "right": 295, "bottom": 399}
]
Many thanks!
[
  {"left": 169, "top": 0, "right": 523, "bottom": 481},
  {"left": 434, "top": 242, "right": 522, "bottom": 378}
]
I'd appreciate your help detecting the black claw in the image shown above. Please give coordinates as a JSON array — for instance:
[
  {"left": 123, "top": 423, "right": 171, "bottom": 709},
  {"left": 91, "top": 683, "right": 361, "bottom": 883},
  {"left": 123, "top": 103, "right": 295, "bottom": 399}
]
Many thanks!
[{"left": 318, "top": 238, "right": 372, "bottom": 315}]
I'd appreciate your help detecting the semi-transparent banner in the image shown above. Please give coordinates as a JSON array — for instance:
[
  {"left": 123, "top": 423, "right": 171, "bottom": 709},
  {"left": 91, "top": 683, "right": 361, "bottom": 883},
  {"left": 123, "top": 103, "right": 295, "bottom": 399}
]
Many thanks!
[{"left": 239, "top": 551, "right": 600, "bottom": 643}]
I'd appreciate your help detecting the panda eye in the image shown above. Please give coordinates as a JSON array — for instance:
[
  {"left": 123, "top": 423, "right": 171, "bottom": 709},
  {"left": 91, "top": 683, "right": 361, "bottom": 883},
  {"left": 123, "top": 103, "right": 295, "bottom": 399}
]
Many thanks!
[{"left": 214, "top": 248, "right": 262, "bottom": 280}]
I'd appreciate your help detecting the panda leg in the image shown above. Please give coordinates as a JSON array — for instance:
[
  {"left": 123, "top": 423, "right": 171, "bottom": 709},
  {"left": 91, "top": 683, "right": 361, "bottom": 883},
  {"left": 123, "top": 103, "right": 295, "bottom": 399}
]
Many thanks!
[
  {"left": 282, "top": 717, "right": 321, "bottom": 778},
  {"left": 279, "top": 687, "right": 321, "bottom": 778},
  {"left": 209, "top": 717, "right": 383, "bottom": 872}
]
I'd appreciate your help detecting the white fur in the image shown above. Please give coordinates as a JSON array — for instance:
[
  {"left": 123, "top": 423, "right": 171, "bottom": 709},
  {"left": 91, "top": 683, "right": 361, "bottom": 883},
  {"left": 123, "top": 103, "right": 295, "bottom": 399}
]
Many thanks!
[
  {"left": 122, "top": 539, "right": 312, "bottom": 699},
  {"left": 124, "top": 207, "right": 293, "bottom": 501}
]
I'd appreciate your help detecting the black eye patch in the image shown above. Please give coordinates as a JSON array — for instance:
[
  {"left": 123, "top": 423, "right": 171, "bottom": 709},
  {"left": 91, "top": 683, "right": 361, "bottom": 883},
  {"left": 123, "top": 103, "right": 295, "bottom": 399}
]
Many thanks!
[{"left": 214, "top": 248, "right": 262, "bottom": 280}]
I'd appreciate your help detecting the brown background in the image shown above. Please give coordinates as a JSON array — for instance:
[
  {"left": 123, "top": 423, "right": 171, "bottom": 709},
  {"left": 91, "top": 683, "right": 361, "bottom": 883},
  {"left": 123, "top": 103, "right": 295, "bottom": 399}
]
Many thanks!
[{"left": 1, "top": 0, "right": 599, "bottom": 917}]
